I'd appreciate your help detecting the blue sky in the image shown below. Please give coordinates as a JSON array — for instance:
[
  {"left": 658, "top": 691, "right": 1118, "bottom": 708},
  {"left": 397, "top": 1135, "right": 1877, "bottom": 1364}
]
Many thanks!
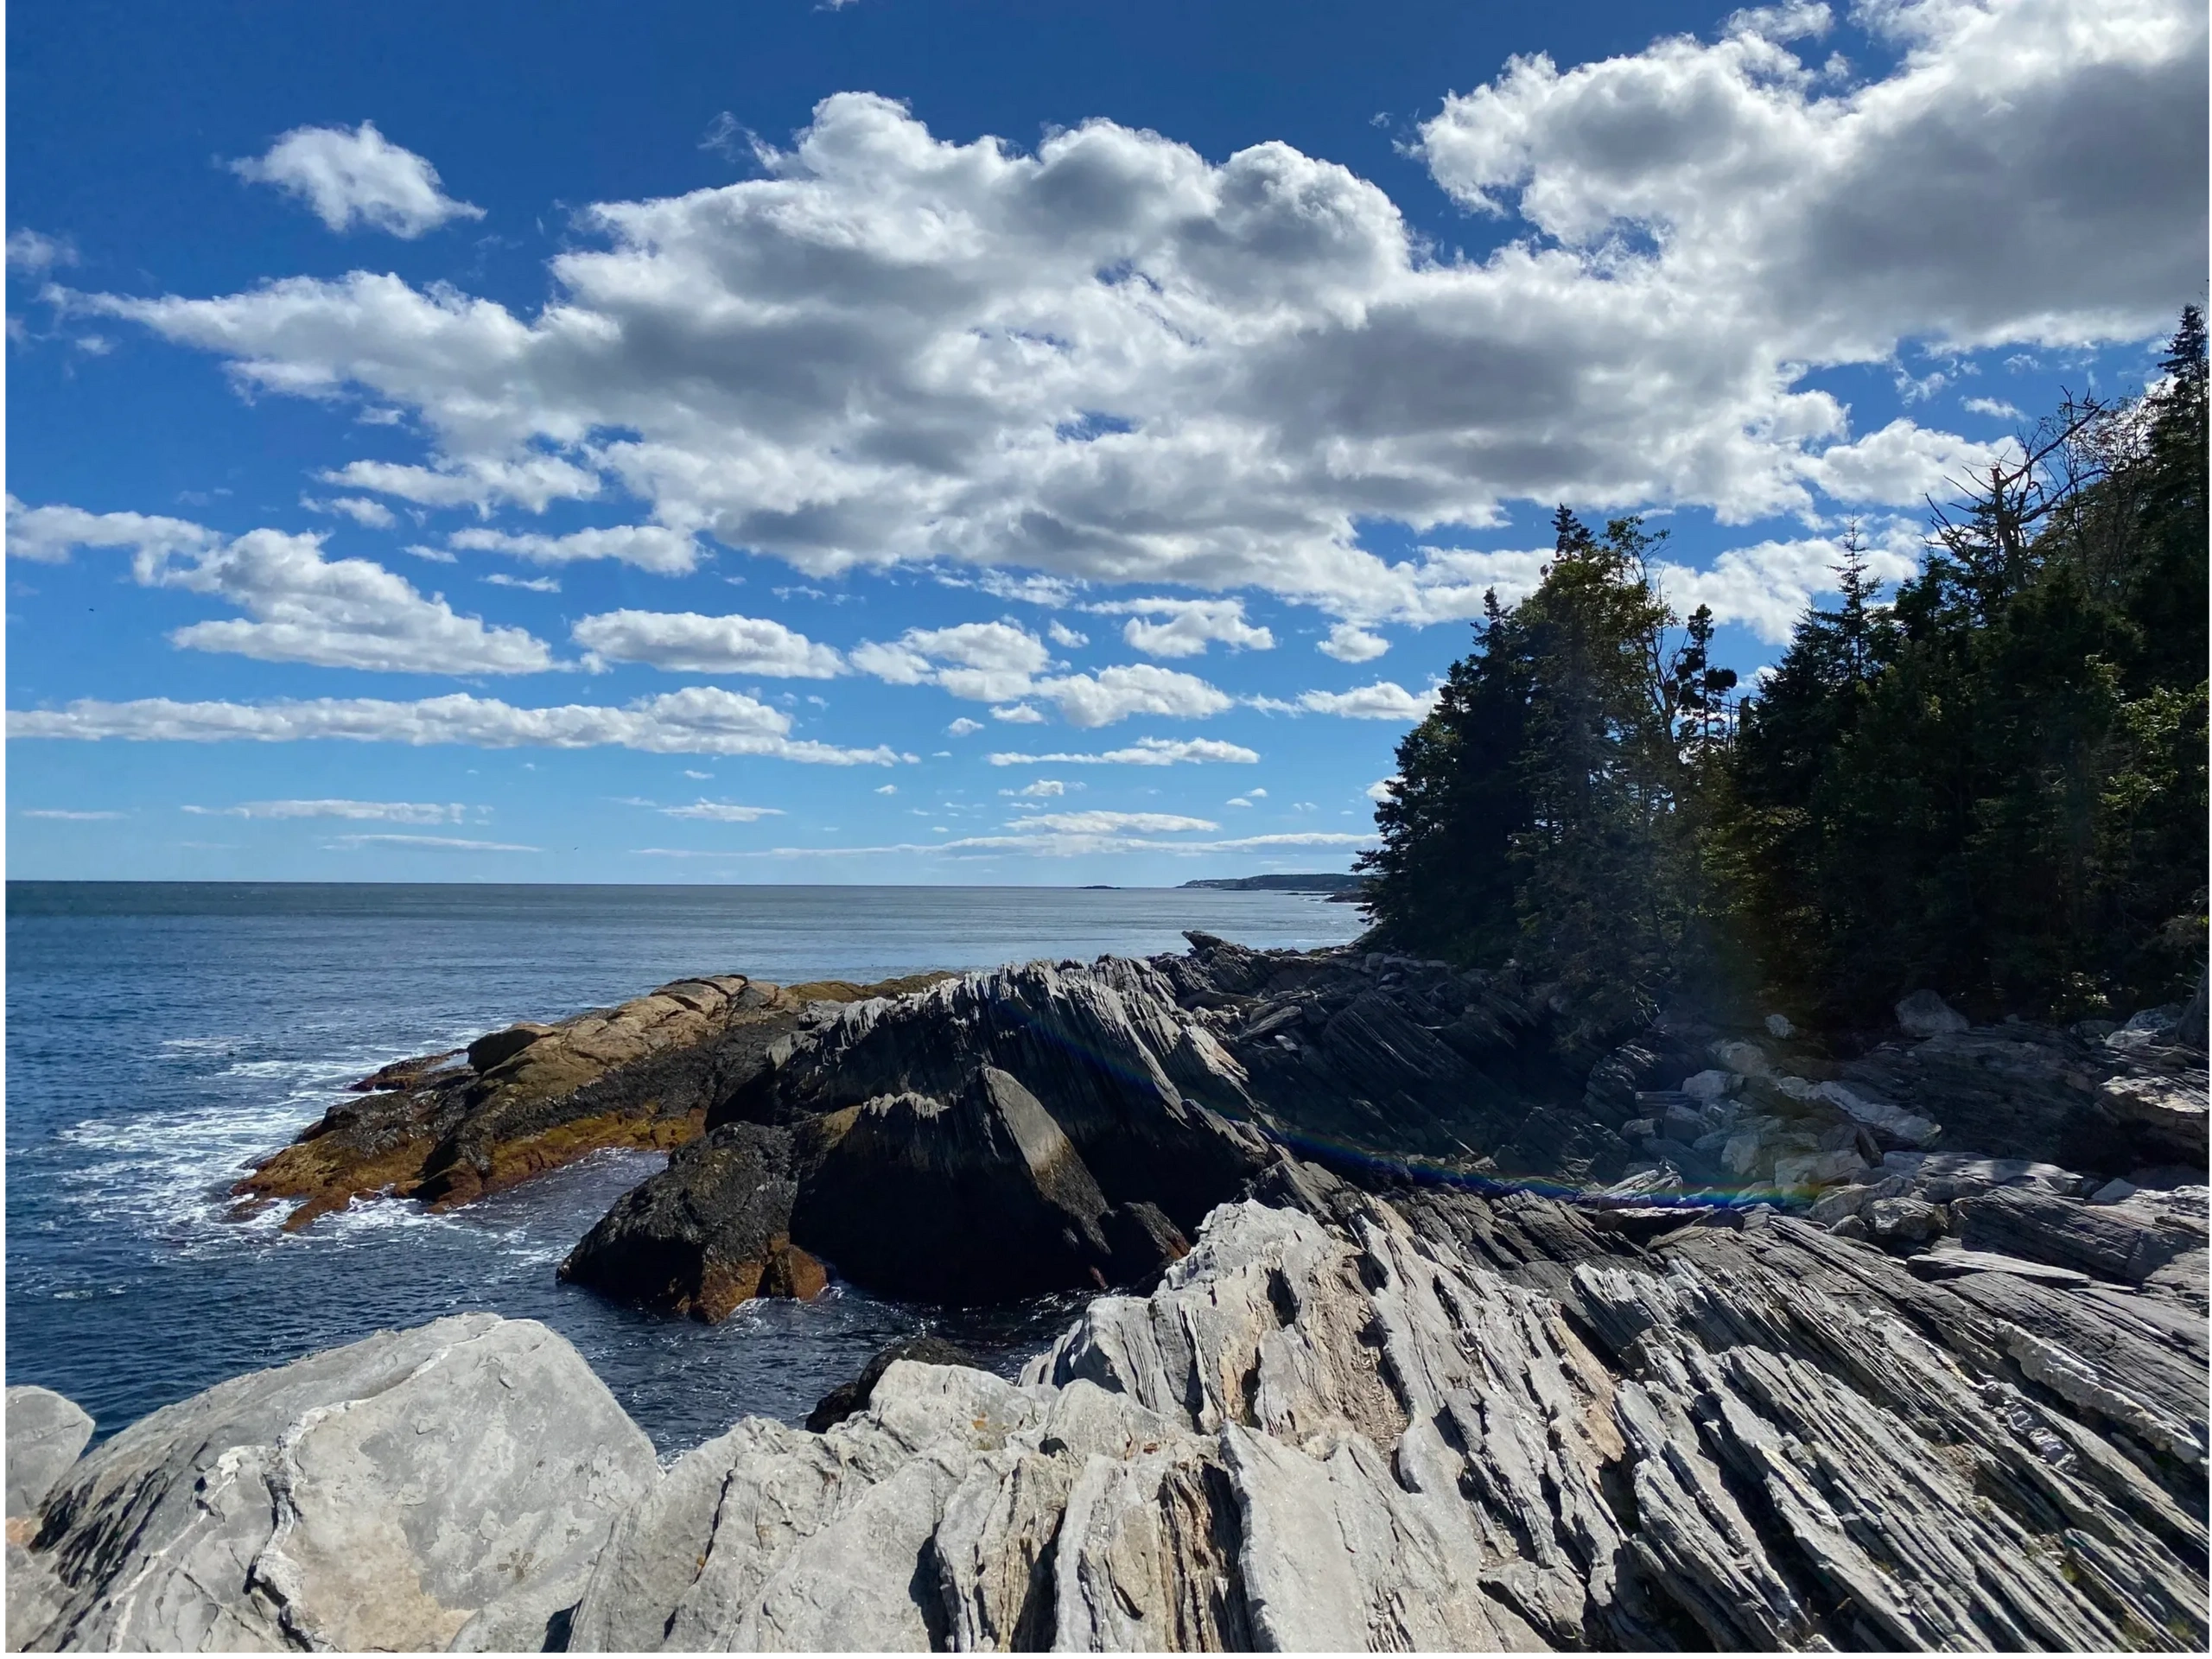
[{"left": 7, "top": 0, "right": 2203, "bottom": 884}]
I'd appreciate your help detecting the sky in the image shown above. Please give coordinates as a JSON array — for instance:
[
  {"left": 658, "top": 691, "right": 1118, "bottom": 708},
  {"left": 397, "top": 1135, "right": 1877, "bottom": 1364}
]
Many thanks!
[{"left": 5, "top": 0, "right": 2204, "bottom": 885}]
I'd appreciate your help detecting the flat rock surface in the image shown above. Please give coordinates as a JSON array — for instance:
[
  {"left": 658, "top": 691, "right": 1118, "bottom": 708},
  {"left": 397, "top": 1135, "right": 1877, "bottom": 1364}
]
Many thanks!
[{"left": 16, "top": 1314, "right": 658, "bottom": 1653}]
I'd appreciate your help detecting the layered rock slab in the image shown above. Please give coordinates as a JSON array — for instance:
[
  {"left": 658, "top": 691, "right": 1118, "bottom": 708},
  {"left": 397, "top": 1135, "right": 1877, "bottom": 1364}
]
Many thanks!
[
  {"left": 236, "top": 970, "right": 951, "bottom": 1230},
  {"left": 14, "top": 1314, "right": 657, "bottom": 1653}
]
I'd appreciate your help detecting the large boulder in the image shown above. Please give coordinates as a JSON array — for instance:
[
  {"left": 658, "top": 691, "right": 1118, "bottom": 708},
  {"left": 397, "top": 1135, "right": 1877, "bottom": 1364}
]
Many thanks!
[
  {"left": 17, "top": 1314, "right": 658, "bottom": 1653},
  {"left": 5, "top": 1386, "right": 92, "bottom": 1519},
  {"left": 2097, "top": 1069, "right": 2209, "bottom": 1164},
  {"left": 1170, "top": 938, "right": 1609, "bottom": 1183},
  {"left": 790, "top": 1065, "right": 1128, "bottom": 1303},
  {"left": 1896, "top": 989, "right": 1971, "bottom": 1036},
  {"left": 804, "top": 1335, "right": 985, "bottom": 1433},
  {"left": 1840, "top": 1025, "right": 2115, "bottom": 1169},
  {"left": 725, "top": 958, "right": 1272, "bottom": 1230},
  {"left": 558, "top": 1122, "right": 825, "bottom": 1323}
]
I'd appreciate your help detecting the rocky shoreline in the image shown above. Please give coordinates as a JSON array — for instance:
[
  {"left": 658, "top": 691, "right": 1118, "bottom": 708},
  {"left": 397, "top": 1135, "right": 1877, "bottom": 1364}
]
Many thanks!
[
  {"left": 8, "top": 932, "right": 2207, "bottom": 1650},
  {"left": 10, "top": 1155, "right": 2207, "bottom": 1650}
]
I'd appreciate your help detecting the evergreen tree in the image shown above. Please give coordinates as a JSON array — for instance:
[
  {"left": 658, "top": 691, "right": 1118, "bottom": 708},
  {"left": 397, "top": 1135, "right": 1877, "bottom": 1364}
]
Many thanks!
[{"left": 1369, "top": 310, "right": 2205, "bottom": 1039}]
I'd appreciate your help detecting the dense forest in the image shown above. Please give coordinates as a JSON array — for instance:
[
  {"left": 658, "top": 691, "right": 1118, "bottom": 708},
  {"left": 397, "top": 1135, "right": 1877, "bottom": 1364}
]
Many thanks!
[{"left": 1361, "top": 310, "right": 2208, "bottom": 1045}]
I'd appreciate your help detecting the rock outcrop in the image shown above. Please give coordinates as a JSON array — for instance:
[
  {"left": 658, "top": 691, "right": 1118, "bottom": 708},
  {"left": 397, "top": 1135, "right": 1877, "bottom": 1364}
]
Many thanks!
[
  {"left": 558, "top": 1179, "right": 2208, "bottom": 1652},
  {"left": 233, "top": 970, "right": 951, "bottom": 1230},
  {"left": 723, "top": 957, "right": 1272, "bottom": 1230},
  {"left": 16, "top": 1158, "right": 2206, "bottom": 1651},
  {"left": 5, "top": 1387, "right": 92, "bottom": 1522},
  {"left": 11, "top": 1315, "right": 658, "bottom": 1653},
  {"left": 556, "top": 1122, "right": 826, "bottom": 1321},
  {"left": 805, "top": 1335, "right": 987, "bottom": 1433}
]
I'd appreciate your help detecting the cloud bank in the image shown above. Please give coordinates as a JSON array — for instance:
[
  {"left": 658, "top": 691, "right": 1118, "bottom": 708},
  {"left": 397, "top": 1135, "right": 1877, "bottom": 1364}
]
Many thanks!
[{"left": 73, "top": 0, "right": 2199, "bottom": 637}]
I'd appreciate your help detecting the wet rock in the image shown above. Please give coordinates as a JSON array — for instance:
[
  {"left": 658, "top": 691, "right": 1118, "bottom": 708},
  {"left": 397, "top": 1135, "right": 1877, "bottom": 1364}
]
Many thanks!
[
  {"left": 1897, "top": 988, "right": 1971, "bottom": 1035},
  {"left": 558, "top": 1122, "right": 825, "bottom": 1322},
  {"left": 5, "top": 1387, "right": 92, "bottom": 1520},
  {"left": 804, "top": 1336, "right": 986, "bottom": 1433},
  {"left": 19, "top": 1314, "right": 658, "bottom": 1653}
]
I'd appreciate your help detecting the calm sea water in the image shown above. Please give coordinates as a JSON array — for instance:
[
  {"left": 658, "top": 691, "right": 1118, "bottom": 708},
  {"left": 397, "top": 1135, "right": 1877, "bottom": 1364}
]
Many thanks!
[{"left": 4, "top": 882, "right": 1364, "bottom": 1453}]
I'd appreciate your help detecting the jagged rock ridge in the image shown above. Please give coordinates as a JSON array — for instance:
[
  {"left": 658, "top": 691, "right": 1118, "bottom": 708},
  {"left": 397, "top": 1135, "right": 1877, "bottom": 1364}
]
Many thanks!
[{"left": 11, "top": 1154, "right": 2206, "bottom": 1650}]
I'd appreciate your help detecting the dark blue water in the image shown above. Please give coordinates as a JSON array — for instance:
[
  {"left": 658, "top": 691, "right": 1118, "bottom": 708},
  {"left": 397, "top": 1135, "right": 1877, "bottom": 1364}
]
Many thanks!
[{"left": 5, "top": 882, "right": 1364, "bottom": 1453}]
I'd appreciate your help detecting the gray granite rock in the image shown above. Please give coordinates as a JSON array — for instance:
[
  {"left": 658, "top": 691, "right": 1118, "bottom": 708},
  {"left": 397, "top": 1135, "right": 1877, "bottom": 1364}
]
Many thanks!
[
  {"left": 1897, "top": 988, "right": 1971, "bottom": 1036},
  {"left": 19, "top": 1314, "right": 657, "bottom": 1653},
  {"left": 5, "top": 1387, "right": 92, "bottom": 1519},
  {"left": 566, "top": 1177, "right": 2206, "bottom": 1652}
]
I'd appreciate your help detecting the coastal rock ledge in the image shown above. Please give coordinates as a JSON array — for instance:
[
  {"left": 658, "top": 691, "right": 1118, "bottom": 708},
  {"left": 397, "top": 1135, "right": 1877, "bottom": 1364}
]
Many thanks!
[{"left": 11, "top": 1166, "right": 2206, "bottom": 1652}]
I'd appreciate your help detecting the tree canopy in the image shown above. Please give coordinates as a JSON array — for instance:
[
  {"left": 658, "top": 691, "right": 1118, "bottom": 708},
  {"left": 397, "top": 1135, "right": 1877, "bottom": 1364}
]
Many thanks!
[{"left": 1363, "top": 308, "right": 2208, "bottom": 1039}]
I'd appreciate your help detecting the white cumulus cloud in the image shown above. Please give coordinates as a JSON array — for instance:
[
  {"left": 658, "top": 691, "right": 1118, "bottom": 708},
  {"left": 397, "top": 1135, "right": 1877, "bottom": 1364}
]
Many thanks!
[
  {"left": 652, "top": 800, "right": 785, "bottom": 821},
  {"left": 231, "top": 121, "right": 484, "bottom": 238},
  {"left": 988, "top": 737, "right": 1259, "bottom": 766},
  {"left": 9, "top": 688, "right": 898, "bottom": 762},
  {"left": 326, "top": 457, "right": 602, "bottom": 516},
  {"left": 76, "top": 6, "right": 2203, "bottom": 625},
  {"left": 186, "top": 798, "right": 469, "bottom": 823},
  {"left": 572, "top": 609, "right": 843, "bottom": 676},
  {"left": 444, "top": 523, "right": 700, "bottom": 572},
  {"left": 1033, "top": 663, "right": 1233, "bottom": 728},
  {"left": 7, "top": 496, "right": 216, "bottom": 564},
  {"left": 853, "top": 621, "right": 1052, "bottom": 702},
  {"left": 1299, "top": 682, "right": 1440, "bottom": 721},
  {"left": 1094, "top": 598, "right": 1274, "bottom": 658},
  {"left": 1319, "top": 622, "right": 1390, "bottom": 662},
  {"left": 10, "top": 499, "right": 552, "bottom": 674},
  {"left": 1016, "top": 810, "right": 1220, "bottom": 833}
]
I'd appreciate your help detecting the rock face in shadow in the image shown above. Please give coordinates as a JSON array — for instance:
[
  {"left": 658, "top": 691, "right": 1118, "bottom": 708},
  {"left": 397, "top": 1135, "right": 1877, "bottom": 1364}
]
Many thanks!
[
  {"left": 234, "top": 969, "right": 953, "bottom": 1230},
  {"left": 1150, "top": 933, "right": 1630, "bottom": 1185},
  {"left": 792, "top": 1065, "right": 1124, "bottom": 1304},
  {"left": 556, "top": 1123, "right": 826, "bottom": 1322},
  {"left": 722, "top": 957, "right": 1272, "bottom": 1232},
  {"left": 11, "top": 1314, "right": 658, "bottom": 1655},
  {"left": 562, "top": 1179, "right": 2209, "bottom": 1652}
]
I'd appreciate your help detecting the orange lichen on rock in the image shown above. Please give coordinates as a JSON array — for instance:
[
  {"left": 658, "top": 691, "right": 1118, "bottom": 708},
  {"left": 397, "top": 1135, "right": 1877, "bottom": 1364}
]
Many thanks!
[
  {"left": 690, "top": 1237, "right": 829, "bottom": 1323},
  {"left": 232, "top": 968, "right": 958, "bottom": 1234}
]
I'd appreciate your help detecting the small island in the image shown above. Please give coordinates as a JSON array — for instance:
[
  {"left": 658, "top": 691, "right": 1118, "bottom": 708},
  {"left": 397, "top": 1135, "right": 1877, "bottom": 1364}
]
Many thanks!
[{"left": 1179, "top": 872, "right": 1367, "bottom": 893}]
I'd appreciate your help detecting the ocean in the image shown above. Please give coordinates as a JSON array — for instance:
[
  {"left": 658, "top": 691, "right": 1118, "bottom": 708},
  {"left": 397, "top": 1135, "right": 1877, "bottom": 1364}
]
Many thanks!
[{"left": 3, "top": 881, "right": 1366, "bottom": 1453}]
